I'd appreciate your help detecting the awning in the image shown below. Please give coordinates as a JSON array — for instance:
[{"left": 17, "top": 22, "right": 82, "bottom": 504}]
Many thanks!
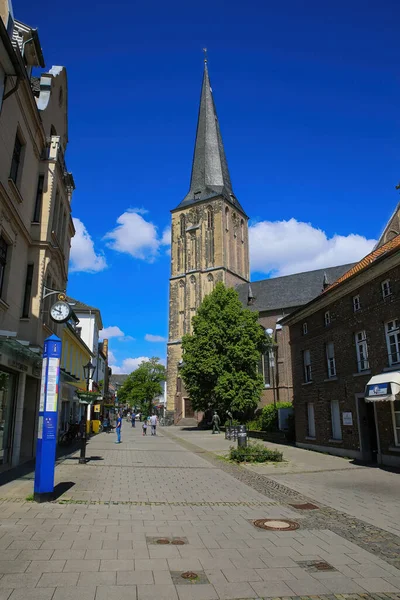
[{"left": 365, "top": 372, "right": 400, "bottom": 402}]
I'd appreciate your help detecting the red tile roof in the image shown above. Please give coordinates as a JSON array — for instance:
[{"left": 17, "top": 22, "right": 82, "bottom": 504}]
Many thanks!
[{"left": 325, "top": 234, "right": 400, "bottom": 293}]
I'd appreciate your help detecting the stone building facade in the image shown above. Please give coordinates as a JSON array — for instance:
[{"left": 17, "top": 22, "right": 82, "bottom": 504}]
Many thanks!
[
  {"left": 167, "top": 61, "right": 249, "bottom": 421},
  {"left": 0, "top": 0, "right": 74, "bottom": 468},
  {"left": 283, "top": 231, "right": 400, "bottom": 467}
]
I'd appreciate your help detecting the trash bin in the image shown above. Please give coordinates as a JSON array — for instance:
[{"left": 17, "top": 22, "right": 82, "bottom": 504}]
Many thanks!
[
  {"left": 92, "top": 420, "right": 100, "bottom": 434},
  {"left": 237, "top": 425, "right": 247, "bottom": 448}
]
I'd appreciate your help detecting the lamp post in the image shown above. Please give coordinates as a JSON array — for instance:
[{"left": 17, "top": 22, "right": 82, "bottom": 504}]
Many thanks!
[{"left": 79, "top": 359, "right": 95, "bottom": 465}]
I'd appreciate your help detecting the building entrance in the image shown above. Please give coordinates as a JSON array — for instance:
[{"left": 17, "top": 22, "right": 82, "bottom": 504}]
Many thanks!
[
  {"left": 0, "top": 369, "right": 17, "bottom": 467},
  {"left": 357, "top": 396, "right": 378, "bottom": 462}
]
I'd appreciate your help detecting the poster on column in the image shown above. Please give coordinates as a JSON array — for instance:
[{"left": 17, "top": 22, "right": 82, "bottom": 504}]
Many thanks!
[
  {"left": 46, "top": 357, "right": 59, "bottom": 412},
  {"left": 39, "top": 358, "right": 47, "bottom": 412}
]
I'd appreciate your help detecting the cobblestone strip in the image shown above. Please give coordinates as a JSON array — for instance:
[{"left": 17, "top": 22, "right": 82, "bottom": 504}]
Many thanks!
[{"left": 162, "top": 429, "right": 400, "bottom": 570}]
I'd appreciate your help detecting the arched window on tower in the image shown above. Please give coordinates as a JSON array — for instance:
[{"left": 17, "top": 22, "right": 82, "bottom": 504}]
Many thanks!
[
  {"left": 240, "top": 219, "right": 244, "bottom": 243},
  {"left": 189, "top": 275, "right": 197, "bottom": 333},
  {"left": 178, "top": 280, "right": 185, "bottom": 337},
  {"left": 225, "top": 207, "right": 229, "bottom": 231},
  {"left": 207, "top": 206, "right": 214, "bottom": 229},
  {"left": 180, "top": 214, "right": 186, "bottom": 238}
]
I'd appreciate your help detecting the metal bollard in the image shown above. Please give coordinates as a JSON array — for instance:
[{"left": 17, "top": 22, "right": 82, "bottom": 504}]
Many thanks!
[{"left": 237, "top": 425, "right": 247, "bottom": 448}]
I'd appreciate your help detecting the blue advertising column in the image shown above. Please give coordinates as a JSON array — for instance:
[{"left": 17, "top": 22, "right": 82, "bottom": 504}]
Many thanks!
[{"left": 34, "top": 334, "right": 62, "bottom": 502}]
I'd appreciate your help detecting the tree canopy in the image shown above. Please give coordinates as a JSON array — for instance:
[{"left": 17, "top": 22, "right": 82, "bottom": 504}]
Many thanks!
[
  {"left": 116, "top": 357, "right": 166, "bottom": 416},
  {"left": 180, "top": 283, "right": 268, "bottom": 417}
]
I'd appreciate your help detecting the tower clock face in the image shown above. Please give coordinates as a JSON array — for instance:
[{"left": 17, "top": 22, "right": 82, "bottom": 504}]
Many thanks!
[{"left": 50, "top": 300, "right": 71, "bottom": 323}]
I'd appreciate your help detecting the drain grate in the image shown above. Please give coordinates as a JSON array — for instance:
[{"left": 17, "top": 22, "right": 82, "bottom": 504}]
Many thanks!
[
  {"left": 290, "top": 502, "right": 319, "bottom": 510},
  {"left": 181, "top": 572, "right": 199, "bottom": 580},
  {"left": 297, "top": 560, "right": 337, "bottom": 573},
  {"left": 253, "top": 518, "right": 299, "bottom": 531}
]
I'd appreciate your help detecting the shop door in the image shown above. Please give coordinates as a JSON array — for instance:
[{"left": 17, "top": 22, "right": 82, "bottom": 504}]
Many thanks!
[
  {"left": 357, "top": 397, "right": 378, "bottom": 462},
  {"left": 184, "top": 398, "right": 195, "bottom": 419},
  {"left": 0, "top": 370, "right": 17, "bottom": 466}
]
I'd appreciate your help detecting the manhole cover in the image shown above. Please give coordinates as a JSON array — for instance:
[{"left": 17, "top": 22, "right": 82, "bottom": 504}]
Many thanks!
[
  {"left": 315, "top": 561, "right": 335, "bottom": 571},
  {"left": 290, "top": 502, "right": 319, "bottom": 510},
  {"left": 156, "top": 538, "right": 170, "bottom": 545},
  {"left": 253, "top": 519, "right": 299, "bottom": 531},
  {"left": 181, "top": 571, "right": 198, "bottom": 580},
  {"left": 171, "top": 539, "right": 185, "bottom": 545}
]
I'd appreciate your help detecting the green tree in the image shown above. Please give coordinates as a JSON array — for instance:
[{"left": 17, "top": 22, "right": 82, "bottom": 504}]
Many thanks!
[
  {"left": 117, "top": 358, "right": 166, "bottom": 416},
  {"left": 180, "top": 283, "right": 269, "bottom": 418}
]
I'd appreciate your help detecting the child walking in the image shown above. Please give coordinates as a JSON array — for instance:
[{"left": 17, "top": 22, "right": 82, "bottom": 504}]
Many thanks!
[{"left": 142, "top": 420, "right": 147, "bottom": 436}]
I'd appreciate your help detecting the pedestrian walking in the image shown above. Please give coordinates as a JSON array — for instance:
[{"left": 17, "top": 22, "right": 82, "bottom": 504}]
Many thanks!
[
  {"left": 142, "top": 420, "right": 147, "bottom": 436},
  {"left": 150, "top": 414, "right": 157, "bottom": 436},
  {"left": 212, "top": 411, "right": 220, "bottom": 434},
  {"left": 131, "top": 412, "right": 136, "bottom": 427},
  {"left": 115, "top": 412, "right": 122, "bottom": 443}
]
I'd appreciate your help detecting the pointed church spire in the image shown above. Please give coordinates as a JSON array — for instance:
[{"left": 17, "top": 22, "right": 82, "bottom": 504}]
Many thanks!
[{"left": 177, "top": 58, "right": 245, "bottom": 213}]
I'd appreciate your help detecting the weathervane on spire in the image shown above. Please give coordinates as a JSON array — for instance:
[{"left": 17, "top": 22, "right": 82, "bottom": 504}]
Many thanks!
[{"left": 203, "top": 47, "right": 208, "bottom": 64}]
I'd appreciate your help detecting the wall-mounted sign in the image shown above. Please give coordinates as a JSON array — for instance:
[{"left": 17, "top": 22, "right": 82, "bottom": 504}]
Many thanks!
[
  {"left": 93, "top": 404, "right": 100, "bottom": 413},
  {"left": 342, "top": 412, "right": 353, "bottom": 426},
  {"left": 367, "top": 383, "right": 388, "bottom": 397}
]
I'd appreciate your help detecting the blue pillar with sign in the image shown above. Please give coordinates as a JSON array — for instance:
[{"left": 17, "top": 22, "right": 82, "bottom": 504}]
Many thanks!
[{"left": 34, "top": 334, "right": 62, "bottom": 502}]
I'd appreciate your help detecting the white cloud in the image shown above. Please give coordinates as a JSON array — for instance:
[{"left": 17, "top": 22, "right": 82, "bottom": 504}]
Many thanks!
[
  {"left": 110, "top": 356, "right": 166, "bottom": 374},
  {"left": 110, "top": 356, "right": 150, "bottom": 374},
  {"left": 145, "top": 334, "right": 167, "bottom": 343},
  {"left": 104, "top": 210, "right": 170, "bottom": 262},
  {"left": 107, "top": 349, "right": 116, "bottom": 364},
  {"left": 99, "top": 326, "right": 135, "bottom": 342},
  {"left": 70, "top": 218, "right": 107, "bottom": 273},
  {"left": 249, "top": 218, "right": 376, "bottom": 277},
  {"left": 100, "top": 326, "right": 125, "bottom": 339}
]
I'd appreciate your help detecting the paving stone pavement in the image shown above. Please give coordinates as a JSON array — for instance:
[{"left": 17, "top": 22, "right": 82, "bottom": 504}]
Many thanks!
[{"left": 0, "top": 423, "right": 399, "bottom": 599}]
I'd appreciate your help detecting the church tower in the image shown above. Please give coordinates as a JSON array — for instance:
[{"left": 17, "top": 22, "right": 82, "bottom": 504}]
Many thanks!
[{"left": 166, "top": 58, "right": 250, "bottom": 421}]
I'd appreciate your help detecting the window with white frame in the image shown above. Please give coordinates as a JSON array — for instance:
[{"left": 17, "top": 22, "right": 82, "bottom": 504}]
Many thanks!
[
  {"left": 307, "top": 402, "right": 316, "bottom": 438},
  {"left": 326, "top": 341, "right": 336, "bottom": 377},
  {"left": 303, "top": 349, "right": 312, "bottom": 382},
  {"left": 324, "top": 311, "right": 331, "bottom": 326},
  {"left": 355, "top": 330, "right": 369, "bottom": 372},
  {"left": 385, "top": 320, "right": 400, "bottom": 366},
  {"left": 392, "top": 400, "right": 400, "bottom": 446},
  {"left": 353, "top": 295, "right": 361, "bottom": 312},
  {"left": 382, "top": 279, "right": 392, "bottom": 298},
  {"left": 302, "top": 322, "right": 308, "bottom": 335},
  {"left": 330, "top": 399, "right": 342, "bottom": 440}
]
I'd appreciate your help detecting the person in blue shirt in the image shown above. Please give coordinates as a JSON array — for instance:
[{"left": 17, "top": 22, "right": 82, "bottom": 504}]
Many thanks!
[
  {"left": 131, "top": 412, "right": 136, "bottom": 427},
  {"left": 115, "top": 412, "right": 122, "bottom": 443}
]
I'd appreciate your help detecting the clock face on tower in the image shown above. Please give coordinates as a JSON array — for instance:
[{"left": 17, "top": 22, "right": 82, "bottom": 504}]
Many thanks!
[{"left": 50, "top": 300, "right": 71, "bottom": 323}]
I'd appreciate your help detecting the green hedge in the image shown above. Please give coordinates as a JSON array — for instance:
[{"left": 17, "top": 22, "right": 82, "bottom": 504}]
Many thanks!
[
  {"left": 260, "top": 402, "right": 292, "bottom": 431},
  {"left": 229, "top": 442, "right": 283, "bottom": 463}
]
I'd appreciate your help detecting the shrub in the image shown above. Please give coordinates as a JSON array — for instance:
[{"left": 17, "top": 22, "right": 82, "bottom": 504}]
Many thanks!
[
  {"left": 246, "top": 417, "right": 262, "bottom": 431},
  {"left": 224, "top": 418, "right": 241, "bottom": 427},
  {"left": 229, "top": 442, "right": 283, "bottom": 463},
  {"left": 260, "top": 402, "right": 293, "bottom": 431}
]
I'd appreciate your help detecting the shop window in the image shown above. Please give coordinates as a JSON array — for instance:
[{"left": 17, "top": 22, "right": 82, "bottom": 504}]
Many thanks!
[
  {"left": 385, "top": 320, "right": 400, "bottom": 366},
  {"left": 330, "top": 399, "right": 342, "bottom": 440},
  {"left": 326, "top": 342, "right": 336, "bottom": 378},
  {"left": 392, "top": 400, "right": 400, "bottom": 446},
  {"left": 303, "top": 349, "right": 312, "bottom": 383},
  {"left": 307, "top": 402, "right": 316, "bottom": 438},
  {"left": 355, "top": 330, "right": 369, "bottom": 372}
]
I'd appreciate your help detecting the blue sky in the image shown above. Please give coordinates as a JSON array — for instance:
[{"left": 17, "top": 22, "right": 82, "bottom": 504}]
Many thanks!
[{"left": 16, "top": 0, "right": 400, "bottom": 372}]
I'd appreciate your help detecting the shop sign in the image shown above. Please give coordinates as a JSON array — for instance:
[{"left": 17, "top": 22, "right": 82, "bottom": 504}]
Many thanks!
[
  {"left": 367, "top": 383, "right": 388, "bottom": 397},
  {"left": 342, "top": 412, "right": 353, "bottom": 426},
  {"left": 7, "top": 358, "right": 28, "bottom": 372},
  {"left": 93, "top": 404, "right": 100, "bottom": 413}
]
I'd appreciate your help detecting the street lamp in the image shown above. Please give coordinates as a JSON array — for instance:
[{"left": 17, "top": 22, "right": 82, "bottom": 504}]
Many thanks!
[{"left": 79, "top": 360, "right": 96, "bottom": 464}]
